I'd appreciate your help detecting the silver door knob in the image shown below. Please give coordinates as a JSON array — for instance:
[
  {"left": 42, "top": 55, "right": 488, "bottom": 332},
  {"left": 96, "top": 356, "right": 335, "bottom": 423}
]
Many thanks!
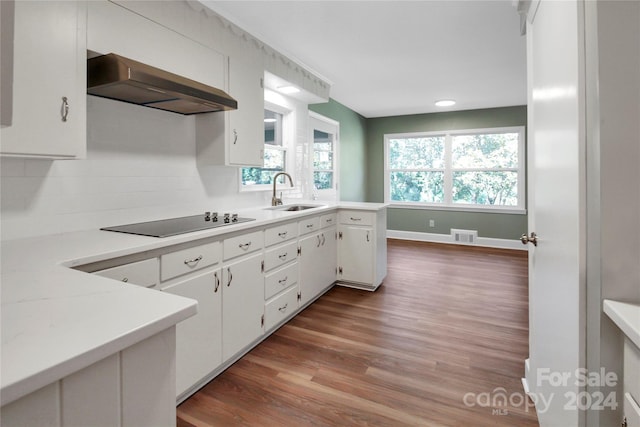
[{"left": 520, "top": 232, "right": 538, "bottom": 246}]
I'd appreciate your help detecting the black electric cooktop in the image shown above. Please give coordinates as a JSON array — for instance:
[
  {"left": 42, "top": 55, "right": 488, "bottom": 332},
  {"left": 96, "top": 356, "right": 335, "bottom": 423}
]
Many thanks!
[{"left": 101, "top": 214, "right": 255, "bottom": 238}]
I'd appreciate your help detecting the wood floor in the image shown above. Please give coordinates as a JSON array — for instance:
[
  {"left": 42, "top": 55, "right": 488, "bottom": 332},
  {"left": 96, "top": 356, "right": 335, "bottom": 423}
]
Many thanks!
[{"left": 177, "top": 239, "right": 539, "bottom": 426}]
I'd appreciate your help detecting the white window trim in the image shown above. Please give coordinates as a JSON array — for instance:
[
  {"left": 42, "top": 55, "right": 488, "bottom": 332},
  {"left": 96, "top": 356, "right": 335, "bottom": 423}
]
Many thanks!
[
  {"left": 384, "top": 126, "right": 526, "bottom": 214},
  {"left": 309, "top": 111, "right": 340, "bottom": 198},
  {"left": 240, "top": 101, "right": 295, "bottom": 193}
]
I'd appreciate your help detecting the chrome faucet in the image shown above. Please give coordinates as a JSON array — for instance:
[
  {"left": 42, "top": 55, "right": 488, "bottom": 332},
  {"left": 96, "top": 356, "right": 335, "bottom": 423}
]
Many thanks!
[{"left": 271, "top": 172, "right": 294, "bottom": 206}]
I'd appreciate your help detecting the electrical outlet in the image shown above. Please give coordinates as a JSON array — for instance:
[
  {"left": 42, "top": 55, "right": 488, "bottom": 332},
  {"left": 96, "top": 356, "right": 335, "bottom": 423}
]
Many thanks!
[{"left": 429, "top": 219, "right": 435, "bottom": 228}]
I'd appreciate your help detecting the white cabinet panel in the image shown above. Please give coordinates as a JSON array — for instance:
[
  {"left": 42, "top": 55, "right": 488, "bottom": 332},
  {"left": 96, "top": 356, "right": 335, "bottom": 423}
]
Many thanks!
[
  {"left": 94, "top": 258, "right": 159, "bottom": 288},
  {"left": 339, "top": 211, "right": 374, "bottom": 226},
  {"left": 265, "top": 221, "right": 298, "bottom": 247},
  {"left": 264, "top": 240, "right": 298, "bottom": 272},
  {"left": 264, "top": 285, "right": 299, "bottom": 332},
  {"left": 1, "top": 1, "right": 86, "bottom": 158},
  {"left": 265, "top": 262, "right": 299, "bottom": 300},
  {"left": 222, "top": 253, "right": 264, "bottom": 361},
  {"left": 162, "top": 271, "right": 222, "bottom": 398},
  {"left": 0, "top": 382, "right": 60, "bottom": 427},
  {"left": 299, "top": 216, "right": 321, "bottom": 236},
  {"left": 338, "top": 226, "right": 374, "bottom": 284},
  {"left": 161, "top": 241, "right": 221, "bottom": 281},
  {"left": 61, "top": 354, "right": 120, "bottom": 427},
  {"left": 87, "top": 1, "right": 224, "bottom": 89},
  {"left": 121, "top": 328, "right": 176, "bottom": 427},
  {"left": 299, "top": 227, "right": 336, "bottom": 306},
  {"left": 223, "top": 230, "right": 263, "bottom": 261}
]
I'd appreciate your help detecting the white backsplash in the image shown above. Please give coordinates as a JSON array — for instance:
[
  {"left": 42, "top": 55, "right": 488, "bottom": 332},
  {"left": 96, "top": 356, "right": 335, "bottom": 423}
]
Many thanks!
[{"left": 1, "top": 95, "right": 308, "bottom": 240}]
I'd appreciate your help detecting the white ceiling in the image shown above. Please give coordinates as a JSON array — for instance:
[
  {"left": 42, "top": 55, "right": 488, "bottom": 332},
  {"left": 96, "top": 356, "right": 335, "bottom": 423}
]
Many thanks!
[{"left": 202, "top": 1, "right": 527, "bottom": 118}]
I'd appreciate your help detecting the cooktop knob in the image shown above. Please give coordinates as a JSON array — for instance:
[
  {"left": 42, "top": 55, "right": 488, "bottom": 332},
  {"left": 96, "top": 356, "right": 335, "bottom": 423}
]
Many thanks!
[
  {"left": 204, "top": 211, "right": 211, "bottom": 221},
  {"left": 232, "top": 213, "right": 238, "bottom": 222},
  {"left": 223, "top": 213, "right": 230, "bottom": 223},
  {"left": 211, "top": 211, "right": 218, "bottom": 222}
]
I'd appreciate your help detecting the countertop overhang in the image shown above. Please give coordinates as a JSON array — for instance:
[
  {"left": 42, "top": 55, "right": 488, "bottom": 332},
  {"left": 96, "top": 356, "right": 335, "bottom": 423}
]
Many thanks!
[
  {"left": 1, "top": 202, "right": 387, "bottom": 406},
  {"left": 603, "top": 299, "right": 640, "bottom": 348}
]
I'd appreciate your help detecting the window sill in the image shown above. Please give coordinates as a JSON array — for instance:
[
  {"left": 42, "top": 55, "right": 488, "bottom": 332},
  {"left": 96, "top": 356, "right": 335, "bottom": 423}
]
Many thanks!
[{"left": 387, "top": 203, "right": 527, "bottom": 215}]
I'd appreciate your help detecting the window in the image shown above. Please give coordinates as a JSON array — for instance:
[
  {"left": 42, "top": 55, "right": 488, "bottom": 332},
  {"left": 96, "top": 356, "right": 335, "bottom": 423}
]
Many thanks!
[
  {"left": 384, "top": 127, "right": 525, "bottom": 212},
  {"left": 241, "top": 108, "right": 288, "bottom": 187},
  {"left": 309, "top": 113, "right": 339, "bottom": 196}
]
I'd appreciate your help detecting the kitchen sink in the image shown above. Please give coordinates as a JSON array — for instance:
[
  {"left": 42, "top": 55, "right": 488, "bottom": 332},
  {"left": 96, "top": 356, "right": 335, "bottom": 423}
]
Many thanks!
[{"left": 266, "top": 204, "right": 325, "bottom": 211}]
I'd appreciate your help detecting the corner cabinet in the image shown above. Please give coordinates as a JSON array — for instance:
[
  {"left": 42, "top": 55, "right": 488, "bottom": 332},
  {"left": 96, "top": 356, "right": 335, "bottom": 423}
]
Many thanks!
[
  {"left": 1, "top": 1, "right": 87, "bottom": 158},
  {"left": 337, "top": 208, "right": 387, "bottom": 291},
  {"left": 196, "top": 55, "right": 264, "bottom": 167}
]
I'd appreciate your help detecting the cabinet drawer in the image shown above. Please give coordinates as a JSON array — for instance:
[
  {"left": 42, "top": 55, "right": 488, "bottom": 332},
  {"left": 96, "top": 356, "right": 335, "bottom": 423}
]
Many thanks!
[
  {"left": 161, "top": 241, "right": 221, "bottom": 281},
  {"left": 340, "top": 210, "right": 374, "bottom": 226},
  {"left": 223, "top": 230, "right": 264, "bottom": 261},
  {"left": 265, "top": 222, "right": 298, "bottom": 247},
  {"left": 264, "top": 285, "right": 299, "bottom": 331},
  {"left": 265, "top": 262, "right": 299, "bottom": 300},
  {"left": 264, "top": 241, "right": 298, "bottom": 272},
  {"left": 299, "top": 216, "right": 321, "bottom": 236},
  {"left": 95, "top": 258, "right": 159, "bottom": 288},
  {"left": 320, "top": 213, "right": 337, "bottom": 229},
  {"left": 625, "top": 338, "right": 640, "bottom": 403}
]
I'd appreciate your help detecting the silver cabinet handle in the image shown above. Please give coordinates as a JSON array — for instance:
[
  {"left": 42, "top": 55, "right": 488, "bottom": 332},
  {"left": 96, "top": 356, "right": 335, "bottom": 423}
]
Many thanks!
[
  {"left": 226, "top": 267, "right": 233, "bottom": 287},
  {"left": 184, "top": 255, "right": 203, "bottom": 265},
  {"left": 239, "top": 242, "right": 252, "bottom": 250},
  {"left": 233, "top": 129, "right": 238, "bottom": 144},
  {"left": 278, "top": 252, "right": 288, "bottom": 260},
  {"left": 306, "top": 224, "right": 313, "bottom": 229},
  {"left": 214, "top": 271, "right": 220, "bottom": 293},
  {"left": 278, "top": 231, "right": 288, "bottom": 238},
  {"left": 366, "top": 231, "right": 370, "bottom": 242},
  {"left": 278, "top": 303, "right": 288, "bottom": 313},
  {"left": 316, "top": 235, "right": 321, "bottom": 247},
  {"left": 121, "top": 277, "right": 129, "bottom": 283},
  {"left": 278, "top": 276, "right": 288, "bottom": 284},
  {"left": 350, "top": 217, "right": 362, "bottom": 221},
  {"left": 321, "top": 234, "right": 326, "bottom": 246},
  {"left": 61, "top": 97, "right": 69, "bottom": 122}
]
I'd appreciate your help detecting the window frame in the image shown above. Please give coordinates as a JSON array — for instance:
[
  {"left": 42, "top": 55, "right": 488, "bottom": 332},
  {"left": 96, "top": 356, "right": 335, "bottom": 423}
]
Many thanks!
[
  {"left": 384, "top": 126, "right": 526, "bottom": 214},
  {"left": 309, "top": 111, "right": 340, "bottom": 198},
  {"left": 240, "top": 101, "right": 294, "bottom": 192}
]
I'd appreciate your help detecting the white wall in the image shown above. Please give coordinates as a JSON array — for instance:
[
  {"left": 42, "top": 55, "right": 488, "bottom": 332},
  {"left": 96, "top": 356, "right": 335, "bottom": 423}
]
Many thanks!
[{"left": 1, "top": 94, "right": 309, "bottom": 240}]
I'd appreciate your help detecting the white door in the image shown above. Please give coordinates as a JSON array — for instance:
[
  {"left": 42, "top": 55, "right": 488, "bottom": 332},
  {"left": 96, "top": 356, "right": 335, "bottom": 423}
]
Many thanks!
[{"left": 525, "top": 1, "right": 586, "bottom": 425}]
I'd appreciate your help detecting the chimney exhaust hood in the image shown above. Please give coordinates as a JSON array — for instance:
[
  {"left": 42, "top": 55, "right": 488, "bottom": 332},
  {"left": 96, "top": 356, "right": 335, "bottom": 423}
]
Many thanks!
[{"left": 87, "top": 53, "right": 237, "bottom": 115}]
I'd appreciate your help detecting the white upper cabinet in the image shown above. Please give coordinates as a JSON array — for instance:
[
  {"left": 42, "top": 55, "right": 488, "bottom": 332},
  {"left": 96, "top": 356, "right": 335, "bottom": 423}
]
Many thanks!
[
  {"left": 196, "top": 56, "right": 265, "bottom": 167},
  {"left": 1, "top": 1, "right": 87, "bottom": 158},
  {"left": 87, "top": 1, "right": 224, "bottom": 90}
]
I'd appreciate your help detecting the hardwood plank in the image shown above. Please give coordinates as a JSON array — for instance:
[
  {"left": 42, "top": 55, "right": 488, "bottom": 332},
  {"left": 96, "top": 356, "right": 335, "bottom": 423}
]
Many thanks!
[{"left": 177, "top": 239, "right": 539, "bottom": 426}]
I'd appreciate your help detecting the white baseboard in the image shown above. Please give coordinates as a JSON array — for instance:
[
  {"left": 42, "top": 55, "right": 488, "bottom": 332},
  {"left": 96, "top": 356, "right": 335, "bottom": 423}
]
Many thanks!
[{"left": 387, "top": 229, "right": 527, "bottom": 251}]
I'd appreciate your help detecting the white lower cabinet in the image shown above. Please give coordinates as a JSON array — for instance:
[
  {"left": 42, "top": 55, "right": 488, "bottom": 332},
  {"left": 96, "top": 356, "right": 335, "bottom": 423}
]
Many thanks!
[
  {"left": 222, "top": 252, "right": 264, "bottom": 361},
  {"left": 264, "top": 285, "right": 299, "bottom": 332},
  {"left": 0, "top": 328, "right": 176, "bottom": 427},
  {"left": 299, "top": 225, "right": 337, "bottom": 306},
  {"left": 337, "top": 208, "right": 387, "bottom": 291},
  {"left": 161, "top": 270, "right": 222, "bottom": 398}
]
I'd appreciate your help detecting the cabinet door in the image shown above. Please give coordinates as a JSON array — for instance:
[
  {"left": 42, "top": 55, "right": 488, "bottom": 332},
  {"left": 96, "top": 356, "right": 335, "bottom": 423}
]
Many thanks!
[
  {"left": 227, "top": 56, "right": 264, "bottom": 166},
  {"left": 299, "top": 232, "right": 323, "bottom": 306},
  {"left": 162, "top": 271, "right": 222, "bottom": 398},
  {"left": 318, "top": 227, "right": 337, "bottom": 288},
  {"left": 222, "top": 253, "right": 264, "bottom": 361},
  {"left": 338, "top": 226, "right": 374, "bottom": 284},
  {"left": 1, "top": 1, "right": 86, "bottom": 158}
]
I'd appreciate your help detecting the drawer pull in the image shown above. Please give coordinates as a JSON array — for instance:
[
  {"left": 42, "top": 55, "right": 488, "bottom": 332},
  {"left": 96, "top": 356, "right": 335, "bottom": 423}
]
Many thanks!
[
  {"left": 278, "top": 303, "right": 288, "bottom": 313},
  {"left": 350, "top": 217, "right": 362, "bottom": 221},
  {"left": 278, "top": 276, "right": 288, "bottom": 285},
  {"left": 306, "top": 224, "right": 314, "bottom": 229},
  {"left": 325, "top": 218, "right": 333, "bottom": 223},
  {"left": 238, "top": 242, "right": 252, "bottom": 250},
  {"left": 122, "top": 277, "right": 129, "bottom": 283},
  {"left": 278, "top": 253, "right": 288, "bottom": 260},
  {"left": 278, "top": 231, "right": 288, "bottom": 238},
  {"left": 183, "top": 255, "right": 203, "bottom": 266}
]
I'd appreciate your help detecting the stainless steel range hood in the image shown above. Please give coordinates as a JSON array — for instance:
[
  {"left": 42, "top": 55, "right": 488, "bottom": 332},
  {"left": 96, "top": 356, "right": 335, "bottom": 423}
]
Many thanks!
[{"left": 87, "top": 53, "right": 237, "bottom": 115}]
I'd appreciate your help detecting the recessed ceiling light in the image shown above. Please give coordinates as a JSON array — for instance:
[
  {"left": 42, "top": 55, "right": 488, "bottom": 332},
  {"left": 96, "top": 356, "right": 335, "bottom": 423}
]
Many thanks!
[
  {"left": 277, "top": 85, "right": 300, "bottom": 94},
  {"left": 435, "top": 99, "right": 456, "bottom": 107}
]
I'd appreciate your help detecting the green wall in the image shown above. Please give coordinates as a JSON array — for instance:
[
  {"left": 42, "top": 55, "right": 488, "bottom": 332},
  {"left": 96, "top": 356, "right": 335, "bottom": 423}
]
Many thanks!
[
  {"left": 368, "top": 106, "right": 528, "bottom": 240},
  {"left": 309, "top": 99, "right": 368, "bottom": 202},
  {"left": 310, "top": 101, "right": 528, "bottom": 240}
]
